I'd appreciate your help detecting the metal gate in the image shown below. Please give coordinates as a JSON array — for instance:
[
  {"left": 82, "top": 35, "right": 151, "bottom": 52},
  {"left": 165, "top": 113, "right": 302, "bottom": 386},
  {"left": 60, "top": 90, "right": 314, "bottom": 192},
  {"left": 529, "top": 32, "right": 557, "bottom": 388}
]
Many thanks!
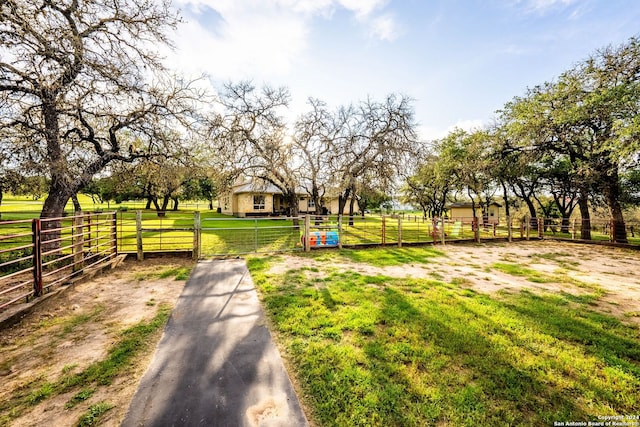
[{"left": 199, "top": 217, "right": 304, "bottom": 256}]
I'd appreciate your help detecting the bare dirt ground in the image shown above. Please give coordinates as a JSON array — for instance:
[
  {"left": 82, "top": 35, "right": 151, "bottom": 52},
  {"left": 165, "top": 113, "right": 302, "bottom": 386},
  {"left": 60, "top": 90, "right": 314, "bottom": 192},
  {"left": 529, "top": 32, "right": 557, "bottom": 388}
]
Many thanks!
[
  {"left": 0, "top": 241, "right": 638, "bottom": 426},
  {"left": 268, "top": 240, "right": 640, "bottom": 326},
  {"left": 0, "top": 256, "right": 194, "bottom": 427}
]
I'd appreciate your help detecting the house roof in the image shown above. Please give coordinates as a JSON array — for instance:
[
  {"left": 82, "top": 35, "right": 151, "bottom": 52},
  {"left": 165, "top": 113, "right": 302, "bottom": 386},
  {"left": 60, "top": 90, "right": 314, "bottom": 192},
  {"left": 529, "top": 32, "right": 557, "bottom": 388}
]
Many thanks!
[
  {"left": 230, "top": 178, "right": 353, "bottom": 200},
  {"left": 448, "top": 201, "right": 502, "bottom": 208},
  {"left": 232, "top": 180, "right": 282, "bottom": 194}
]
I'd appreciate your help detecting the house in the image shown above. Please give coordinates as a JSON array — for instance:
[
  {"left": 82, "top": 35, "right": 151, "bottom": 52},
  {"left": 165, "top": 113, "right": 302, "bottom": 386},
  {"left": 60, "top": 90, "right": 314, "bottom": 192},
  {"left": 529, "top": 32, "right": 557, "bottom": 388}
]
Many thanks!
[
  {"left": 219, "top": 179, "right": 359, "bottom": 217},
  {"left": 447, "top": 201, "right": 502, "bottom": 224},
  {"left": 219, "top": 180, "right": 281, "bottom": 216}
]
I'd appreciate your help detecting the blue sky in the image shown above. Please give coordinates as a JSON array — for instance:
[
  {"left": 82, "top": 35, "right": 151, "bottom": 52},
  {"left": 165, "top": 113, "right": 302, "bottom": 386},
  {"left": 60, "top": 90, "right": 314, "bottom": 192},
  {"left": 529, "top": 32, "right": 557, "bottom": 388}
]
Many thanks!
[{"left": 167, "top": 0, "right": 640, "bottom": 141}]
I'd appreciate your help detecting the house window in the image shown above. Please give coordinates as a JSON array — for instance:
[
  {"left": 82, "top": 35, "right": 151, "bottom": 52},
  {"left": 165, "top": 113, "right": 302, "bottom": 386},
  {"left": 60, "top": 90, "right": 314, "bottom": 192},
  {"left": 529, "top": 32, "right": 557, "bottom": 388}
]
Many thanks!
[
  {"left": 253, "top": 194, "right": 265, "bottom": 210},
  {"left": 308, "top": 198, "right": 315, "bottom": 209},
  {"left": 223, "top": 195, "right": 230, "bottom": 210}
]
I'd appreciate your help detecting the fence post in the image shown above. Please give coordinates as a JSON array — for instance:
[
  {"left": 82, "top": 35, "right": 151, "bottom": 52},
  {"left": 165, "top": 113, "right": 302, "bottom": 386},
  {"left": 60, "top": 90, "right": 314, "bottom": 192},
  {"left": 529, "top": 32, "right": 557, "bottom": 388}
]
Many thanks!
[
  {"left": 32, "top": 219, "right": 43, "bottom": 298},
  {"left": 382, "top": 216, "right": 386, "bottom": 246},
  {"left": 338, "top": 215, "right": 343, "bottom": 249},
  {"left": 538, "top": 218, "right": 544, "bottom": 239},
  {"left": 525, "top": 216, "right": 530, "bottom": 241},
  {"left": 73, "top": 214, "right": 85, "bottom": 274},
  {"left": 193, "top": 211, "right": 201, "bottom": 260},
  {"left": 572, "top": 219, "right": 577, "bottom": 240},
  {"left": 397, "top": 216, "right": 402, "bottom": 247},
  {"left": 110, "top": 212, "right": 117, "bottom": 256},
  {"left": 609, "top": 219, "right": 615, "bottom": 243},
  {"left": 507, "top": 216, "right": 512, "bottom": 242},
  {"left": 304, "top": 215, "right": 311, "bottom": 252},
  {"left": 136, "top": 210, "right": 143, "bottom": 261},
  {"left": 431, "top": 218, "right": 437, "bottom": 243},
  {"left": 473, "top": 217, "right": 480, "bottom": 243},
  {"left": 254, "top": 218, "right": 258, "bottom": 253}
]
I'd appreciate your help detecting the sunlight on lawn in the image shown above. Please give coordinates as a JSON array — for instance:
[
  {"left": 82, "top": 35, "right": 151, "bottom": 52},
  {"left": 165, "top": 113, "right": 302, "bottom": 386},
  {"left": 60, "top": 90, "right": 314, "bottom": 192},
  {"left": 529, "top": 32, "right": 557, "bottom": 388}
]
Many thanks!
[{"left": 248, "top": 248, "right": 640, "bottom": 427}]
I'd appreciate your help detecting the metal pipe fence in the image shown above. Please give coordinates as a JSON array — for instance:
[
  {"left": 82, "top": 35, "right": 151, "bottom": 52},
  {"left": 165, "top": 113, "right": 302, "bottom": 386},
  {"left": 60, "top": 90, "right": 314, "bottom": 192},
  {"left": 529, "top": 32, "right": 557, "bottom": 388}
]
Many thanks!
[
  {"left": 3, "top": 211, "right": 638, "bottom": 312},
  {"left": 115, "top": 212, "right": 640, "bottom": 259},
  {"left": 200, "top": 216, "right": 303, "bottom": 256},
  {"left": 0, "top": 212, "right": 117, "bottom": 311}
]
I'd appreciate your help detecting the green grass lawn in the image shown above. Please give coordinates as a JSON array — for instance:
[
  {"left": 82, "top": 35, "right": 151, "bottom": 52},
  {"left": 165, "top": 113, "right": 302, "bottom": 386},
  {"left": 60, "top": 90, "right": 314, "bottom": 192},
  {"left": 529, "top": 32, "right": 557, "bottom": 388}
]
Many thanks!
[
  {"left": 248, "top": 247, "right": 640, "bottom": 426},
  {"left": 2, "top": 196, "right": 638, "bottom": 252}
]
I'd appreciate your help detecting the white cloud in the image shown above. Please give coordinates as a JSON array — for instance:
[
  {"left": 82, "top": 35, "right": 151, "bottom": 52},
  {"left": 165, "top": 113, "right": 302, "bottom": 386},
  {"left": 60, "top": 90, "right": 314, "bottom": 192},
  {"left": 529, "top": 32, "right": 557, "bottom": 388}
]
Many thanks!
[
  {"left": 337, "top": 0, "right": 388, "bottom": 19},
  {"left": 168, "top": 1, "right": 310, "bottom": 78},
  {"left": 165, "top": 0, "right": 398, "bottom": 81},
  {"left": 369, "top": 14, "right": 398, "bottom": 41},
  {"left": 417, "top": 119, "right": 486, "bottom": 142},
  {"left": 515, "top": 0, "right": 579, "bottom": 14}
]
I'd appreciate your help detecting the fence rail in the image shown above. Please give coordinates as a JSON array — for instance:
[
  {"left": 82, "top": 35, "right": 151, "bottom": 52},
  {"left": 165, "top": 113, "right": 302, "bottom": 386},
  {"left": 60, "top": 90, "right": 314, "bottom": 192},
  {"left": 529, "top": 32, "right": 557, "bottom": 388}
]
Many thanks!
[
  {"left": 2, "top": 210, "right": 638, "bottom": 312},
  {"left": 0, "top": 212, "right": 117, "bottom": 311},
  {"left": 112, "top": 212, "right": 640, "bottom": 258}
]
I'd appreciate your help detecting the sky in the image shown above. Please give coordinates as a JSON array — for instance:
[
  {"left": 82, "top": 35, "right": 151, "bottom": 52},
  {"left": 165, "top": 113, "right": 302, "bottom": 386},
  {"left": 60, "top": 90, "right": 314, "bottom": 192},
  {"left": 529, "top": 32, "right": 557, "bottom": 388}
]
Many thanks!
[{"left": 165, "top": 0, "right": 640, "bottom": 141}]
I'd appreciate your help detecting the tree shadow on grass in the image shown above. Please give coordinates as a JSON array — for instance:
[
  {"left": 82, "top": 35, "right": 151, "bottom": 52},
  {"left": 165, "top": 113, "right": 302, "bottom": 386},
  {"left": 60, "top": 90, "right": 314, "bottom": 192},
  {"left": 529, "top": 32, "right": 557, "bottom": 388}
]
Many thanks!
[{"left": 349, "top": 284, "right": 639, "bottom": 426}]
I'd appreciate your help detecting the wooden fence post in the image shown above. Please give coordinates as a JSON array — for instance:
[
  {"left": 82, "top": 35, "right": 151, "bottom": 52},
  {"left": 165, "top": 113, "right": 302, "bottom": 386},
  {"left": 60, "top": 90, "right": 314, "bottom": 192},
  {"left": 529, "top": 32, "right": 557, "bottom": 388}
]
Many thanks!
[
  {"left": 538, "top": 218, "right": 544, "bottom": 239},
  {"left": 304, "top": 215, "right": 311, "bottom": 252},
  {"left": 473, "top": 217, "right": 480, "bottom": 243},
  {"left": 193, "top": 211, "right": 201, "bottom": 260},
  {"left": 32, "top": 219, "right": 43, "bottom": 298},
  {"left": 572, "top": 219, "right": 577, "bottom": 240},
  {"left": 431, "top": 218, "right": 437, "bottom": 243},
  {"left": 136, "top": 210, "right": 143, "bottom": 261},
  {"left": 73, "top": 214, "right": 85, "bottom": 274},
  {"left": 382, "top": 216, "right": 386, "bottom": 246},
  {"left": 397, "top": 216, "right": 402, "bottom": 247},
  {"left": 610, "top": 219, "right": 615, "bottom": 243},
  {"left": 525, "top": 217, "right": 530, "bottom": 241},
  {"left": 507, "top": 216, "right": 512, "bottom": 242}
]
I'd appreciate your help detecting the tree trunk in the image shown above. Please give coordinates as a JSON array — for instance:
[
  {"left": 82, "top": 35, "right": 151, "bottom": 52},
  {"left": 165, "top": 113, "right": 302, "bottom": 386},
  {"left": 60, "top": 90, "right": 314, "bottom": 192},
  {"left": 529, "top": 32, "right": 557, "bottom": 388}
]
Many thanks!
[
  {"left": 577, "top": 191, "right": 591, "bottom": 240},
  {"left": 348, "top": 196, "right": 356, "bottom": 226},
  {"left": 160, "top": 196, "right": 170, "bottom": 215},
  {"left": 72, "top": 194, "right": 81, "bottom": 212},
  {"left": 41, "top": 99, "right": 71, "bottom": 250},
  {"left": 172, "top": 197, "right": 179, "bottom": 211},
  {"left": 552, "top": 192, "right": 576, "bottom": 234},
  {"left": 338, "top": 187, "right": 351, "bottom": 216},
  {"left": 284, "top": 191, "right": 299, "bottom": 226},
  {"left": 468, "top": 188, "right": 477, "bottom": 219},
  {"left": 145, "top": 197, "right": 152, "bottom": 209},
  {"left": 346, "top": 184, "right": 357, "bottom": 226},
  {"left": 41, "top": 186, "right": 73, "bottom": 251},
  {"left": 602, "top": 176, "right": 628, "bottom": 243},
  {"left": 209, "top": 199, "right": 213, "bottom": 210},
  {"left": 500, "top": 181, "right": 510, "bottom": 218}
]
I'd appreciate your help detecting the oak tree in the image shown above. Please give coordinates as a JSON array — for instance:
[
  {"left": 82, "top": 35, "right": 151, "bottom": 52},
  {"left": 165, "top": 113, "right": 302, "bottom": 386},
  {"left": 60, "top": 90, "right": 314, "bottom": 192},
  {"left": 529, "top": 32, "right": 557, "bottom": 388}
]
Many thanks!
[{"left": 0, "top": 0, "right": 202, "bottom": 241}]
